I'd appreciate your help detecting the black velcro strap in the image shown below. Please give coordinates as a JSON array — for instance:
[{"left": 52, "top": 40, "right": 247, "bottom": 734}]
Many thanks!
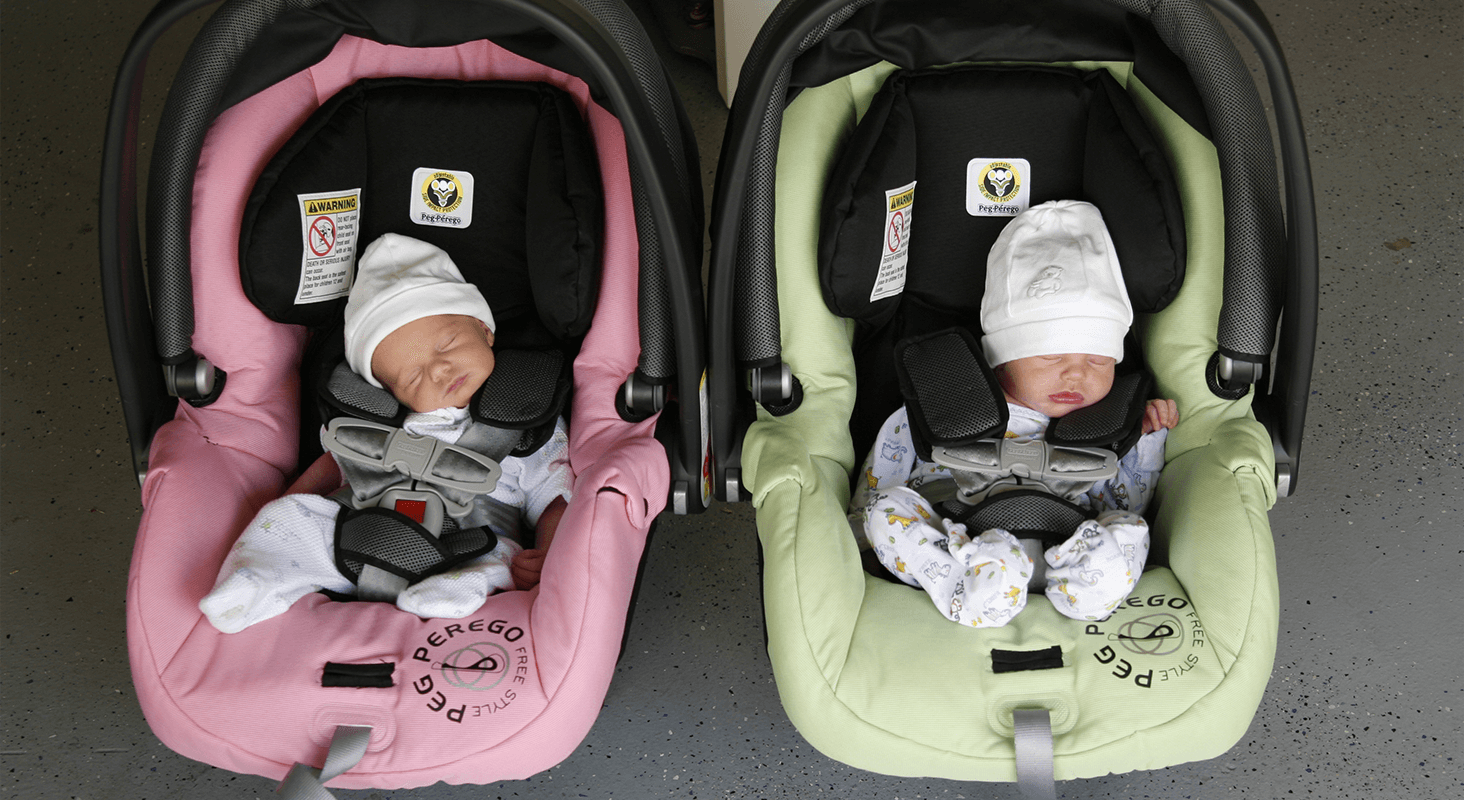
[
  {"left": 334, "top": 507, "right": 497, "bottom": 585},
  {"left": 895, "top": 328, "right": 1007, "bottom": 460},
  {"left": 993, "top": 646, "right": 1064, "bottom": 674},
  {"left": 323, "top": 662, "right": 396, "bottom": 688},
  {"left": 941, "top": 490, "right": 1091, "bottom": 544}
]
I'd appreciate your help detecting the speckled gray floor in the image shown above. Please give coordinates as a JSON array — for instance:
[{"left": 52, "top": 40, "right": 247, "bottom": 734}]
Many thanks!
[{"left": 2, "top": 1, "right": 1459, "bottom": 798}]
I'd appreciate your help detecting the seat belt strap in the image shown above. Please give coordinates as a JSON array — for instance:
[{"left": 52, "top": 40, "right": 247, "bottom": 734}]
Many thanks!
[
  {"left": 277, "top": 725, "right": 372, "bottom": 799},
  {"left": 1013, "top": 708, "right": 1057, "bottom": 800},
  {"left": 353, "top": 566, "right": 409, "bottom": 603}
]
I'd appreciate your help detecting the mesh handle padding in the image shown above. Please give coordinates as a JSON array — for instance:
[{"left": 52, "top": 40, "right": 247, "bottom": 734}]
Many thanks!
[
  {"left": 1100, "top": 0, "right": 1285, "bottom": 360},
  {"left": 148, "top": 0, "right": 323, "bottom": 361}
]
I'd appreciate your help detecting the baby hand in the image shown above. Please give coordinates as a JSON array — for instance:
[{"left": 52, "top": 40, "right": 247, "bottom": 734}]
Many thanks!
[
  {"left": 511, "top": 549, "right": 547, "bottom": 591},
  {"left": 1142, "top": 398, "right": 1179, "bottom": 435}
]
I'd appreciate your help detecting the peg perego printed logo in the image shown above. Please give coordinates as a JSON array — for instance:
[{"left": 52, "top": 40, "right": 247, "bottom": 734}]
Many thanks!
[
  {"left": 1081, "top": 591, "right": 1207, "bottom": 690},
  {"left": 966, "top": 158, "right": 1031, "bottom": 217},
  {"left": 410, "top": 617, "right": 529, "bottom": 723},
  {"left": 410, "top": 168, "right": 475, "bottom": 229}
]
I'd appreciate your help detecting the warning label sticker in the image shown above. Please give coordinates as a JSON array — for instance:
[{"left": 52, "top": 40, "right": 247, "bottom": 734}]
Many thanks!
[
  {"left": 871, "top": 180, "right": 915, "bottom": 302},
  {"left": 295, "top": 188, "right": 361, "bottom": 304}
]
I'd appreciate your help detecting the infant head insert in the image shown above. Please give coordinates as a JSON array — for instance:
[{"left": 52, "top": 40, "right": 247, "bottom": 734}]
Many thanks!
[
  {"left": 707, "top": 0, "right": 1317, "bottom": 790},
  {"left": 99, "top": 0, "right": 705, "bottom": 791}
]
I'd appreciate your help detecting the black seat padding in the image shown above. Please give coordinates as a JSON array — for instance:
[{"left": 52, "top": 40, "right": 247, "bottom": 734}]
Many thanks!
[
  {"left": 819, "top": 65, "right": 1185, "bottom": 459},
  {"left": 240, "top": 78, "right": 602, "bottom": 350}
]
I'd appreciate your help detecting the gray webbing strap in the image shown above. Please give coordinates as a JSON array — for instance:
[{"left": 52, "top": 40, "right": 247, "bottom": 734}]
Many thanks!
[
  {"left": 353, "top": 567, "right": 409, "bottom": 603},
  {"left": 277, "top": 724, "right": 372, "bottom": 799},
  {"left": 1013, "top": 708, "right": 1057, "bottom": 800}
]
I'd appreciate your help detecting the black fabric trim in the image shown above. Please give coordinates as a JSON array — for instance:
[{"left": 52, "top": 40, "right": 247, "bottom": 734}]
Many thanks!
[
  {"left": 471, "top": 349, "right": 572, "bottom": 432},
  {"left": 323, "top": 661, "right": 396, "bottom": 688},
  {"left": 825, "top": 64, "right": 1182, "bottom": 461},
  {"left": 217, "top": 0, "right": 617, "bottom": 113},
  {"left": 787, "top": 0, "right": 1211, "bottom": 138},
  {"left": 894, "top": 329, "right": 1007, "bottom": 461},
  {"left": 992, "top": 646, "right": 1064, "bottom": 674},
  {"left": 241, "top": 77, "right": 600, "bottom": 346},
  {"left": 319, "top": 361, "right": 407, "bottom": 428}
]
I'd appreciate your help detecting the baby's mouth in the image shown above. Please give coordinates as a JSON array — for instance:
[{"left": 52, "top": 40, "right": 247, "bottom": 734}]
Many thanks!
[
  {"left": 447, "top": 375, "right": 468, "bottom": 396},
  {"left": 1049, "top": 392, "right": 1085, "bottom": 405}
]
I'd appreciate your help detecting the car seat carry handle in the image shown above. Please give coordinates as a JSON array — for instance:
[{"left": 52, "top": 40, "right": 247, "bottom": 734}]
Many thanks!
[
  {"left": 276, "top": 724, "right": 372, "bottom": 800},
  {"left": 143, "top": 0, "right": 314, "bottom": 395},
  {"left": 1105, "top": 0, "right": 1316, "bottom": 396}
]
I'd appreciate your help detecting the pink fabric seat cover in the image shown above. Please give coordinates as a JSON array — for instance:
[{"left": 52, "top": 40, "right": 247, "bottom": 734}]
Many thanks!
[{"left": 127, "top": 36, "right": 668, "bottom": 789}]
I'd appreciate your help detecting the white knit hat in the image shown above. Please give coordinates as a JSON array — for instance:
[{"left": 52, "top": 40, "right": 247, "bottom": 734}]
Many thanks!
[
  {"left": 344, "top": 233, "right": 496, "bottom": 387},
  {"left": 980, "top": 200, "right": 1132, "bottom": 366}
]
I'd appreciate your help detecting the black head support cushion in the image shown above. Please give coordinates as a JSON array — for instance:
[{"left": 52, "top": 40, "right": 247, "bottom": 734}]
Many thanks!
[
  {"left": 820, "top": 64, "right": 1184, "bottom": 330},
  {"left": 241, "top": 78, "right": 602, "bottom": 350}
]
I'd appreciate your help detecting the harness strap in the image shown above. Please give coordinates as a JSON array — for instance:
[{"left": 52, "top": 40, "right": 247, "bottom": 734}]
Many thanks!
[
  {"left": 276, "top": 725, "right": 372, "bottom": 800},
  {"left": 1013, "top": 709, "right": 1057, "bottom": 799}
]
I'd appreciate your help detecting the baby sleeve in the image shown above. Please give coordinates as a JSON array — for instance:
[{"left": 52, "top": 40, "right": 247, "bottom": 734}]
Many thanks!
[{"left": 1088, "top": 428, "right": 1167, "bottom": 515}]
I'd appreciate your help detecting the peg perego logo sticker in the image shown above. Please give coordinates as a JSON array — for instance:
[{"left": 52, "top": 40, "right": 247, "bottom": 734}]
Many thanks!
[
  {"left": 410, "top": 617, "right": 529, "bottom": 723},
  {"left": 966, "top": 158, "right": 1031, "bottom": 217},
  {"left": 410, "top": 168, "right": 474, "bottom": 229}
]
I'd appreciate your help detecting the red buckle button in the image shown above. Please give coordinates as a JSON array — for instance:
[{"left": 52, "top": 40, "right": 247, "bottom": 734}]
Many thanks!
[{"left": 394, "top": 499, "right": 427, "bottom": 523}]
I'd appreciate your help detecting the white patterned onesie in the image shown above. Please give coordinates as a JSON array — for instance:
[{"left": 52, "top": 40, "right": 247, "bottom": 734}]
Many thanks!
[{"left": 850, "top": 403, "right": 1165, "bottom": 627}]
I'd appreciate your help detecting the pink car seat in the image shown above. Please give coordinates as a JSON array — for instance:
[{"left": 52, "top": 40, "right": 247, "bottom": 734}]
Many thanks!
[{"left": 99, "top": 0, "right": 707, "bottom": 791}]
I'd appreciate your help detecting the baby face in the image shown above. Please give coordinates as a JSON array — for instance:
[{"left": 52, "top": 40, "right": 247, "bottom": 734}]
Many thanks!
[
  {"left": 997, "top": 353, "right": 1116, "bottom": 418},
  {"left": 371, "top": 314, "right": 495, "bottom": 412}
]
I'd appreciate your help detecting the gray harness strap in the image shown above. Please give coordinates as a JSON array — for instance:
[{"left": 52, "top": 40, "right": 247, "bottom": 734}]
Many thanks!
[
  {"left": 1013, "top": 709, "right": 1057, "bottom": 799},
  {"left": 276, "top": 724, "right": 373, "bottom": 800}
]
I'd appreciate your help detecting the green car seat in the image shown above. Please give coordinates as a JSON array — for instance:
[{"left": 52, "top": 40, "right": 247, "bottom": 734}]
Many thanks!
[{"left": 706, "top": 0, "right": 1316, "bottom": 793}]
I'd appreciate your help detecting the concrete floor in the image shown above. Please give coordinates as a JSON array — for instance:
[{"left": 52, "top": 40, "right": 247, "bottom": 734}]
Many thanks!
[{"left": 2, "top": 0, "right": 1459, "bottom": 798}]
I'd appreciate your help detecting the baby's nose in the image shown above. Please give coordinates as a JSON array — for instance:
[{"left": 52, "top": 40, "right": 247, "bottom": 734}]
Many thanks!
[{"left": 430, "top": 358, "right": 453, "bottom": 381}]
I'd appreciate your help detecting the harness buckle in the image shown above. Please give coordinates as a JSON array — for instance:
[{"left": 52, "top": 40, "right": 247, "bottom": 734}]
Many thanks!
[
  {"left": 323, "top": 418, "right": 503, "bottom": 496},
  {"left": 932, "top": 438, "right": 1120, "bottom": 504}
]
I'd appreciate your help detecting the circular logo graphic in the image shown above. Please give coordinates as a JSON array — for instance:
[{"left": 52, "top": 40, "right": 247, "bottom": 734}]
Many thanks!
[
  {"left": 978, "top": 162, "right": 1021, "bottom": 203},
  {"left": 1115, "top": 613, "right": 1184, "bottom": 656},
  {"left": 439, "top": 641, "right": 510, "bottom": 691},
  {"left": 422, "top": 171, "right": 465, "bottom": 213}
]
